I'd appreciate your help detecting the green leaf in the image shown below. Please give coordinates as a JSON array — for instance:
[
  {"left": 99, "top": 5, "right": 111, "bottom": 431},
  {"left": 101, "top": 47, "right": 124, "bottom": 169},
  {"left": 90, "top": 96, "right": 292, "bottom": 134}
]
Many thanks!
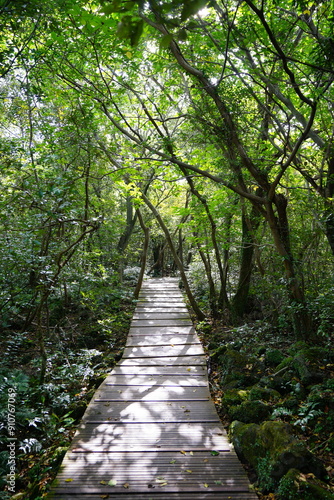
[
  {"left": 160, "top": 34, "right": 174, "bottom": 48},
  {"left": 130, "top": 20, "right": 144, "bottom": 46},
  {"left": 177, "top": 28, "right": 188, "bottom": 41}
]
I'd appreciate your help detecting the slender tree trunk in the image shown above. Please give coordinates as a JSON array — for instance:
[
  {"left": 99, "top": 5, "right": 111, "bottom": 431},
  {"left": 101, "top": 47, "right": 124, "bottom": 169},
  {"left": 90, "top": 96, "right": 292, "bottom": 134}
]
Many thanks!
[
  {"left": 141, "top": 193, "right": 205, "bottom": 321},
  {"left": 178, "top": 227, "right": 184, "bottom": 267},
  {"left": 232, "top": 209, "right": 255, "bottom": 318},
  {"left": 266, "top": 196, "right": 312, "bottom": 338},
  {"left": 193, "top": 231, "right": 218, "bottom": 317},
  {"left": 325, "top": 208, "right": 334, "bottom": 255},
  {"left": 134, "top": 207, "right": 150, "bottom": 299},
  {"left": 117, "top": 196, "right": 137, "bottom": 254},
  {"left": 180, "top": 172, "right": 229, "bottom": 308},
  {"left": 324, "top": 155, "right": 334, "bottom": 255},
  {"left": 232, "top": 198, "right": 262, "bottom": 318}
]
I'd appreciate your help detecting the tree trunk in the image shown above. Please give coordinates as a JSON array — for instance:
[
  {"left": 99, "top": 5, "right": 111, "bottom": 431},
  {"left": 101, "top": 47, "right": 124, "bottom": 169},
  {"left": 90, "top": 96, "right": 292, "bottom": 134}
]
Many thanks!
[
  {"left": 325, "top": 208, "right": 334, "bottom": 255},
  {"left": 266, "top": 196, "right": 312, "bottom": 338},
  {"left": 150, "top": 238, "right": 165, "bottom": 276},
  {"left": 232, "top": 209, "right": 255, "bottom": 318},
  {"left": 232, "top": 198, "right": 263, "bottom": 318},
  {"left": 193, "top": 231, "right": 218, "bottom": 317},
  {"left": 141, "top": 193, "right": 205, "bottom": 321},
  {"left": 134, "top": 207, "right": 150, "bottom": 299},
  {"left": 324, "top": 155, "right": 334, "bottom": 255},
  {"left": 117, "top": 196, "right": 137, "bottom": 254},
  {"left": 180, "top": 170, "right": 229, "bottom": 309}
]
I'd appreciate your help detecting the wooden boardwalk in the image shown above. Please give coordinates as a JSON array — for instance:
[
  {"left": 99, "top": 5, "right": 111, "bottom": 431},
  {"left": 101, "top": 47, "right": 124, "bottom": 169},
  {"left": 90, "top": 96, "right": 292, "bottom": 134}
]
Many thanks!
[{"left": 49, "top": 278, "right": 258, "bottom": 499}]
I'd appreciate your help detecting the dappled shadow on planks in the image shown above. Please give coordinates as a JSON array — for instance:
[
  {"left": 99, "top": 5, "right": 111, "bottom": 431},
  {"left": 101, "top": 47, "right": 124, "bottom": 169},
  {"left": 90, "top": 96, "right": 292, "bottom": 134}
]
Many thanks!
[{"left": 49, "top": 278, "right": 258, "bottom": 499}]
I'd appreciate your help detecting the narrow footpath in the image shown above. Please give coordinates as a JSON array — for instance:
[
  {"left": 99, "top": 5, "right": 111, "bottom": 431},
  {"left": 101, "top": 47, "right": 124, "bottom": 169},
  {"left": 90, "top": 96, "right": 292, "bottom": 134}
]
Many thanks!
[{"left": 49, "top": 277, "right": 258, "bottom": 499}]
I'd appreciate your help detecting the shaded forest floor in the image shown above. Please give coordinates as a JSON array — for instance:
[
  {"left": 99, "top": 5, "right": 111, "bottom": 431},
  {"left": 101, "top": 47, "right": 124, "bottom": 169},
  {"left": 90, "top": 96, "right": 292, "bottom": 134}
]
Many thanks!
[
  {"left": 0, "top": 286, "right": 333, "bottom": 499},
  {"left": 197, "top": 319, "right": 334, "bottom": 499},
  {"left": 0, "top": 283, "right": 136, "bottom": 500}
]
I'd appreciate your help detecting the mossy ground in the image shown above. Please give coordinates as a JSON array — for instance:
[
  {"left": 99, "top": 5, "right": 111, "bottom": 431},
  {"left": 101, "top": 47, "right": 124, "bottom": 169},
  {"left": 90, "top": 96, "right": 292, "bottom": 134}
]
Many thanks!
[{"left": 197, "top": 319, "right": 334, "bottom": 500}]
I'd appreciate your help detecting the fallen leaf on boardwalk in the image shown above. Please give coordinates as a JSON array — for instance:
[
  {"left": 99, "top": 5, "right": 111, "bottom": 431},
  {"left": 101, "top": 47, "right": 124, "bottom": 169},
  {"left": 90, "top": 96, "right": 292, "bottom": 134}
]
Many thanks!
[
  {"left": 123, "top": 483, "right": 130, "bottom": 488},
  {"left": 203, "top": 458, "right": 208, "bottom": 463},
  {"left": 211, "top": 451, "right": 219, "bottom": 456},
  {"left": 169, "top": 459, "right": 176, "bottom": 464},
  {"left": 108, "top": 480, "right": 117, "bottom": 486},
  {"left": 100, "top": 495, "right": 109, "bottom": 499},
  {"left": 100, "top": 480, "right": 107, "bottom": 485},
  {"left": 189, "top": 451, "right": 193, "bottom": 455},
  {"left": 170, "top": 344, "right": 174, "bottom": 347},
  {"left": 65, "top": 478, "right": 73, "bottom": 482},
  {"left": 187, "top": 368, "right": 191, "bottom": 371},
  {"left": 184, "top": 409, "right": 190, "bottom": 413},
  {"left": 204, "top": 483, "right": 209, "bottom": 488},
  {"left": 156, "top": 477, "right": 168, "bottom": 486},
  {"left": 186, "top": 469, "right": 192, "bottom": 473},
  {"left": 214, "top": 480, "right": 222, "bottom": 485}
]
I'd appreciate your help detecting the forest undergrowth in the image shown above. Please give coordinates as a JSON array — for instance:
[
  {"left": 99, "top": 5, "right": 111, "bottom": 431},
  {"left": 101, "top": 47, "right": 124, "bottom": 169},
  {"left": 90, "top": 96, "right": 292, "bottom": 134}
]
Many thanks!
[
  {"left": 0, "top": 277, "right": 136, "bottom": 500},
  {"left": 198, "top": 318, "right": 334, "bottom": 500}
]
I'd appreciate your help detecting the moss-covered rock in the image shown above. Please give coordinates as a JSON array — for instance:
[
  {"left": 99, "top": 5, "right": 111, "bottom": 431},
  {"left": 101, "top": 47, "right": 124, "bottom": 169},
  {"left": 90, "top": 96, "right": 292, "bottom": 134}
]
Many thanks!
[
  {"left": 210, "top": 344, "right": 228, "bottom": 360},
  {"left": 277, "top": 468, "right": 334, "bottom": 500},
  {"left": 229, "top": 400, "right": 271, "bottom": 423},
  {"left": 265, "top": 349, "right": 285, "bottom": 367},
  {"left": 229, "top": 421, "right": 261, "bottom": 466},
  {"left": 293, "top": 353, "right": 324, "bottom": 385},
  {"left": 220, "top": 348, "right": 261, "bottom": 386},
  {"left": 307, "top": 383, "right": 334, "bottom": 411},
  {"left": 288, "top": 341, "right": 309, "bottom": 355},
  {"left": 220, "top": 348, "right": 249, "bottom": 382},
  {"left": 221, "top": 388, "right": 249, "bottom": 408},
  {"left": 258, "top": 374, "right": 289, "bottom": 393},
  {"left": 249, "top": 385, "right": 281, "bottom": 402},
  {"left": 275, "top": 356, "right": 294, "bottom": 372},
  {"left": 229, "top": 420, "right": 326, "bottom": 484}
]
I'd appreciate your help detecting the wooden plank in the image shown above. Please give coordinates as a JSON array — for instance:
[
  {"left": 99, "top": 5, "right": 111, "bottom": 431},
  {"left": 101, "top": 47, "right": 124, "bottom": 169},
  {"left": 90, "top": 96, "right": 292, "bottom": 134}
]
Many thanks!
[
  {"left": 69, "top": 422, "right": 231, "bottom": 452},
  {"left": 135, "top": 306, "right": 189, "bottom": 311},
  {"left": 138, "top": 297, "right": 184, "bottom": 303},
  {"left": 102, "top": 374, "right": 208, "bottom": 387},
  {"left": 110, "top": 365, "right": 208, "bottom": 376},
  {"left": 126, "top": 335, "right": 201, "bottom": 346},
  {"left": 83, "top": 400, "right": 220, "bottom": 422},
  {"left": 139, "top": 292, "right": 184, "bottom": 297},
  {"left": 123, "top": 345, "right": 204, "bottom": 358},
  {"left": 133, "top": 313, "right": 191, "bottom": 320},
  {"left": 93, "top": 385, "right": 210, "bottom": 401},
  {"left": 134, "top": 305, "right": 188, "bottom": 311},
  {"left": 131, "top": 320, "right": 193, "bottom": 327},
  {"left": 52, "top": 451, "right": 257, "bottom": 499},
  {"left": 129, "top": 326, "right": 195, "bottom": 335},
  {"left": 118, "top": 356, "right": 207, "bottom": 366}
]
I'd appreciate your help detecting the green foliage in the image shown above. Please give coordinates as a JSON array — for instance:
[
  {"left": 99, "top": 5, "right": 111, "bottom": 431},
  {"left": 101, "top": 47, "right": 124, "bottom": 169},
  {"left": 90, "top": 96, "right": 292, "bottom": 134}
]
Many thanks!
[
  {"left": 294, "top": 402, "right": 324, "bottom": 432},
  {"left": 257, "top": 453, "right": 277, "bottom": 492}
]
